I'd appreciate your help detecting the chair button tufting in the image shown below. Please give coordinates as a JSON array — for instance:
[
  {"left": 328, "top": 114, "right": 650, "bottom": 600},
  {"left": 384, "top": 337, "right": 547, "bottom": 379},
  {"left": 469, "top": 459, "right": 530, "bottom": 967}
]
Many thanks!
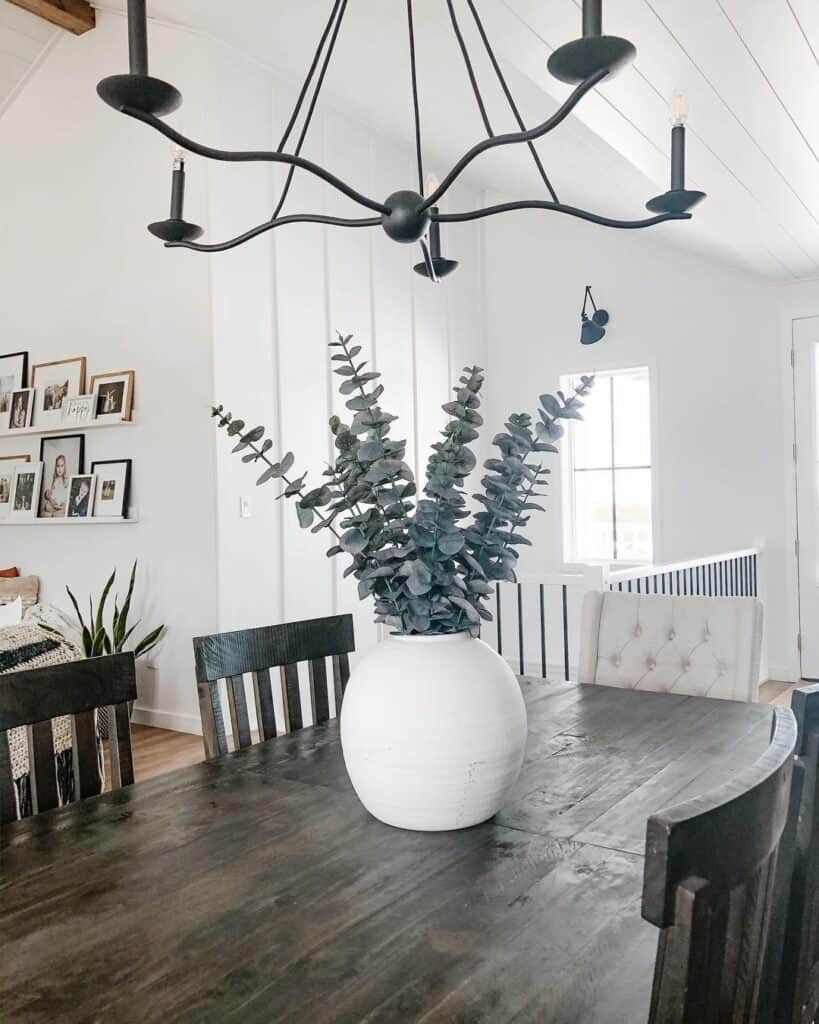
[
  {"left": 646, "top": 658, "right": 656, "bottom": 670},
  {"left": 681, "top": 659, "right": 690, "bottom": 672},
  {"left": 612, "top": 655, "right": 621, "bottom": 667},
  {"left": 634, "top": 625, "right": 642, "bottom": 637},
  {"left": 668, "top": 629, "right": 675, "bottom": 640}
]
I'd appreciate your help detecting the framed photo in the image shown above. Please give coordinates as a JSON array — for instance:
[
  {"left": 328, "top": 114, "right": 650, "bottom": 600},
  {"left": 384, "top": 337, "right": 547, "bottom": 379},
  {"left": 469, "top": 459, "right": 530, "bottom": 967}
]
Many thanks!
[
  {"left": 0, "top": 352, "right": 28, "bottom": 428},
  {"left": 61, "top": 394, "right": 96, "bottom": 427},
  {"left": 0, "top": 455, "right": 30, "bottom": 519},
  {"left": 91, "top": 459, "right": 131, "bottom": 519},
  {"left": 65, "top": 474, "right": 97, "bottom": 519},
  {"left": 90, "top": 371, "right": 134, "bottom": 423},
  {"left": 8, "top": 388, "right": 34, "bottom": 430},
  {"left": 31, "top": 357, "right": 87, "bottom": 428},
  {"left": 39, "top": 434, "right": 85, "bottom": 519},
  {"left": 9, "top": 462, "right": 43, "bottom": 522}
]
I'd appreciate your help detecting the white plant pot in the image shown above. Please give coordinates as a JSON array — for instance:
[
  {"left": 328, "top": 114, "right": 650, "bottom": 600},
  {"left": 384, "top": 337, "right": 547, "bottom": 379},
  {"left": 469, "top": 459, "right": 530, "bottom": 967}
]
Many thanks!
[{"left": 340, "top": 632, "right": 527, "bottom": 831}]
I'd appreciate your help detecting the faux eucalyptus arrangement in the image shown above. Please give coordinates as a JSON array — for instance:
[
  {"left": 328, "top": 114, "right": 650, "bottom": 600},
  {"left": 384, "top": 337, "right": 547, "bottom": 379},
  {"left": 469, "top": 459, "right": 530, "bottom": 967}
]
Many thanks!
[{"left": 213, "top": 333, "right": 592, "bottom": 637}]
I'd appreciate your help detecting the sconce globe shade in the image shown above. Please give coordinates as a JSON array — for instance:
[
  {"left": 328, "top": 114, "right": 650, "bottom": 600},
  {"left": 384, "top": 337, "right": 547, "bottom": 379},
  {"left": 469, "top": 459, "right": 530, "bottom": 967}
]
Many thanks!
[
  {"left": 591, "top": 308, "right": 610, "bottom": 327},
  {"left": 580, "top": 315, "right": 606, "bottom": 345}
]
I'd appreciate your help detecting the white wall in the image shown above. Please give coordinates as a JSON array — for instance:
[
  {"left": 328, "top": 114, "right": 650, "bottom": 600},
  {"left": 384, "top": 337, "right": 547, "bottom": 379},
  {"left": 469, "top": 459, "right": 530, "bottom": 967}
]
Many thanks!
[
  {"left": 0, "top": 12, "right": 486, "bottom": 730},
  {"left": 0, "top": 15, "right": 218, "bottom": 732},
  {"left": 482, "top": 206, "right": 819, "bottom": 681}
]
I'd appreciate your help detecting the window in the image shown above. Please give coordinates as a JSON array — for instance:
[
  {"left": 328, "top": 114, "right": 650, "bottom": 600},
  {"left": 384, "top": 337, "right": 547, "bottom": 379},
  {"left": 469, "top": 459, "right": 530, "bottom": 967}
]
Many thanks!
[{"left": 562, "top": 366, "right": 653, "bottom": 564}]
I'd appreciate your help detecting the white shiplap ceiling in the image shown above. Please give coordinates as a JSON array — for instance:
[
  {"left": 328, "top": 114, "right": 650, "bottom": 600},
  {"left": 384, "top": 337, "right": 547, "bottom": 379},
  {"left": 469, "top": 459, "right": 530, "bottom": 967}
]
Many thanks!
[
  {"left": 0, "top": 2, "right": 57, "bottom": 113},
  {"left": 3, "top": 0, "right": 819, "bottom": 281}
]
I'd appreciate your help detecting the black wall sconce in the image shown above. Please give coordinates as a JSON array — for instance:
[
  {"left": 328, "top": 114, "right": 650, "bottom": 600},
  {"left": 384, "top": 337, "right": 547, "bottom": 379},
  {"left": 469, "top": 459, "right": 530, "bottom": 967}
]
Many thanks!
[{"left": 580, "top": 285, "right": 610, "bottom": 345}]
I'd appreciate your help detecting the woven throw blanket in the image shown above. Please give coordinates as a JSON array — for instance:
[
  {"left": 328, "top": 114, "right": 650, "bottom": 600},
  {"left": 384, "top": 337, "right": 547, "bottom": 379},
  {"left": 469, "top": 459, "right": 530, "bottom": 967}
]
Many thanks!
[{"left": 0, "top": 623, "right": 83, "bottom": 818}]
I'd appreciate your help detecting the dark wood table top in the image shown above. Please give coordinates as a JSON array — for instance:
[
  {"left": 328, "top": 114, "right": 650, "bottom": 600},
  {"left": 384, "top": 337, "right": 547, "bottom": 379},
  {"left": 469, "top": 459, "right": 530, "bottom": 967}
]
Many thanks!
[{"left": 1, "top": 679, "right": 772, "bottom": 1024}]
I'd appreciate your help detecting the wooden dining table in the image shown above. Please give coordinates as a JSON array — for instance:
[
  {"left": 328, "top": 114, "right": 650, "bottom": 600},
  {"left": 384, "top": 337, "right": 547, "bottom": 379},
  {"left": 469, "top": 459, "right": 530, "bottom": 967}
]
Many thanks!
[{"left": 1, "top": 677, "right": 773, "bottom": 1024}]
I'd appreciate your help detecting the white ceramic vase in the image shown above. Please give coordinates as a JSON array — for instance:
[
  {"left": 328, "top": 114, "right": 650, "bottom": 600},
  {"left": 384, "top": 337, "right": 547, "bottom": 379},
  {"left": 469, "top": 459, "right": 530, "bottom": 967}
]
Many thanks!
[{"left": 340, "top": 632, "right": 527, "bottom": 831}]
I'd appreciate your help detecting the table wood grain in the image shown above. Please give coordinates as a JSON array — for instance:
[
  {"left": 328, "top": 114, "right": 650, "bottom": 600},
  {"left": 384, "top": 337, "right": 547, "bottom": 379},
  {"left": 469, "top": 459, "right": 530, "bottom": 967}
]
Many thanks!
[{"left": 0, "top": 678, "right": 772, "bottom": 1024}]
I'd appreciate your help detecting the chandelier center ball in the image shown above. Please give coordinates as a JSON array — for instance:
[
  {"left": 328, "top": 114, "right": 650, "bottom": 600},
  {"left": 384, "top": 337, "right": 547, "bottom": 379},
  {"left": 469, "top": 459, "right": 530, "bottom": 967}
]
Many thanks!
[{"left": 381, "top": 190, "right": 431, "bottom": 243}]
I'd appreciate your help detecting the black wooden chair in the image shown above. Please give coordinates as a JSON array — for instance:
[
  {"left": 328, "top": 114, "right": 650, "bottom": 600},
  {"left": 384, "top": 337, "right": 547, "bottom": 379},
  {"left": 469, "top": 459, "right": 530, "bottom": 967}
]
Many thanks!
[
  {"left": 0, "top": 652, "right": 137, "bottom": 824},
  {"left": 192, "top": 614, "right": 355, "bottom": 762},
  {"left": 764, "top": 684, "right": 819, "bottom": 1024},
  {"left": 641, "top": 705, "right": 798, "bottom": 1024}
]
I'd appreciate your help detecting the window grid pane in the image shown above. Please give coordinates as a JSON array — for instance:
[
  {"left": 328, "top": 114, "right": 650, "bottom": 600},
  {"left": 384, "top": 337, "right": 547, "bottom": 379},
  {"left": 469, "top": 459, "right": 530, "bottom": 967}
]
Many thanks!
[{"left": 565, "top": 367, "right": 653, "bottom": 563}]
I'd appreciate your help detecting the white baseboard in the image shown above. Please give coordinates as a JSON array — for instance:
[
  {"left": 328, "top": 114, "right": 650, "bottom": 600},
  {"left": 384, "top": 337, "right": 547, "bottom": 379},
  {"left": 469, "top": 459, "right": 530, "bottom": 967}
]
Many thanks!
[{"left": 131, "top": 705, "right": 202, "bottom": 735}]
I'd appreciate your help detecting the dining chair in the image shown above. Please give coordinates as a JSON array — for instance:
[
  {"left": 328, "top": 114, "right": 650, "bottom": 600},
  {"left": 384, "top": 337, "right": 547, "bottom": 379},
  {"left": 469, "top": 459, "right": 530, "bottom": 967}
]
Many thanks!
[
  {"left": 0, "top": 652, "right": 137, "bottom": 824},
  {"left": 578, "top": 590, "right": 763, "bottom": 702},
  {"left": 192, "top": 614, "right": 355, "bottom": 761},
  {"left": 641, "top": 705, "right": 797, "bottom": 1023},
  {"left": 760, "top": 684, "right": 819, "bottom": 1024}
]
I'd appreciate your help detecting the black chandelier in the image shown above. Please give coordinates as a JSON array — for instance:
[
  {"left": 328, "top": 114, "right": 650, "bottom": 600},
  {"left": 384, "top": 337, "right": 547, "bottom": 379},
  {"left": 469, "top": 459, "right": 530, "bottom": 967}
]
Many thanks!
[{"left": 98, "top": 0, "right": 705, "bottom": 282}]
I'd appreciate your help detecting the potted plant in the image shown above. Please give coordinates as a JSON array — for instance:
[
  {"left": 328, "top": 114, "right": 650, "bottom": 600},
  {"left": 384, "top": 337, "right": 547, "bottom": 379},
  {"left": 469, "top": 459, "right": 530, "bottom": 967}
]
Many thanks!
[{"left": 213, "top": 333, "right": 592, "bottom": 831}]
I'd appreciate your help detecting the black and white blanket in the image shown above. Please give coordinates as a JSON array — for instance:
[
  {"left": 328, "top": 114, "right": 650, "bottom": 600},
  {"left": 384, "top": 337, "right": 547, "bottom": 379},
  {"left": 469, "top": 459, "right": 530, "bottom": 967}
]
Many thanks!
[{"left": 0, "top": 623, "right": 91, "bottom": 818}]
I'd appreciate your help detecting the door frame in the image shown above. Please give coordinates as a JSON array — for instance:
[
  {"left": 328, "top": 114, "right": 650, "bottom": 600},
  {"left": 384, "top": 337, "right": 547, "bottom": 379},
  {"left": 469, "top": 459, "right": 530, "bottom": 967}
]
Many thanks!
[{"left": 781, "top": 301, "right": 819, "bottom": 682}]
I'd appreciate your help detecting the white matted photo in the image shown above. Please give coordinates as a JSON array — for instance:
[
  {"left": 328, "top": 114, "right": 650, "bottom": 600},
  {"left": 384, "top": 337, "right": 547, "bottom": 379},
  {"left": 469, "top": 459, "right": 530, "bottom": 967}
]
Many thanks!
[
  {"left": 8, "top": 388, "right": 35, "bottom": 430},
  {"left": 90, "top": 370, "right": 134, "bottom": 422},
  {"left": 10, "top": 462, "right": 43, "bottom": 522},
  {"left": 61, "top": 394, "right": 96, "bottom": 427},
  {"left": 91, "top": 459, "right": 131, "bottom": 519},
  {"left": 39, "top": 434, "right": 85, "bottom": 518},
  {"left": 65, "top": 474, "right": 97, "bottom": 518},
  {"left": 0, "top": 352, "right": 28, "bottom": 428},
  {"left": 31, "top": 357, "right": 87, "bottom": 428},
  {"left": 0, "top": 455, "right": 30, "bottom": 519}
]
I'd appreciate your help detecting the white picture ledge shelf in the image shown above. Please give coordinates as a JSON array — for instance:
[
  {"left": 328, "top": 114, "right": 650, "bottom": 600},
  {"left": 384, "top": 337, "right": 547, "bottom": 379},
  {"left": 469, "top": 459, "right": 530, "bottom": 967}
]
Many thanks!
[
  {"left": 0, "top": 517, "right": 138, "bottom": 526},
  {"left": 0, "top": 419, "right": 135, "bottom": 440}
]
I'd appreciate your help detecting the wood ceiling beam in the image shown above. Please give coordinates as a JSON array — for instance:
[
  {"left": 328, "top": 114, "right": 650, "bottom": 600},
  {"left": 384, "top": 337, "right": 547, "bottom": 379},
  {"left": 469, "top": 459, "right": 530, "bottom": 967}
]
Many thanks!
[{"left": 4, "top": 0, "right": 95, "bottom": 36}]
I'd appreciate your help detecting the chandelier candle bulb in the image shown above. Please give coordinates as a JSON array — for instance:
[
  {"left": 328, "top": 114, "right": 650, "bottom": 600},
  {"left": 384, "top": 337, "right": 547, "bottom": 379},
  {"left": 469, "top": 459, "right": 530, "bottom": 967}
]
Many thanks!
[{"left": 170, "top": 155, "right": 186, "bottom": 220}]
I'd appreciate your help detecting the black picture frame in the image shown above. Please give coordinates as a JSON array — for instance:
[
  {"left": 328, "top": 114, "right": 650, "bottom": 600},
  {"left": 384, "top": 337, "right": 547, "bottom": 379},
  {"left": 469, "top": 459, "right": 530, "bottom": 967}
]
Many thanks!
[
  {"left": 0, "top": 350, "right": 28, "bottom": 385},
  {"left": 38, "top": 433, "right": 85, "bottom": 519},
  {"left": 90, "top": 458, "right": 132, "bottom": 519}
]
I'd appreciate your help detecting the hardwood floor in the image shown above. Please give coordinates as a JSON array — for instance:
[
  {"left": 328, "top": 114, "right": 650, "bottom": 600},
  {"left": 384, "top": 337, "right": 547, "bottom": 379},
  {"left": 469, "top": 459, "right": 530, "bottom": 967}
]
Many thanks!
[
  {"left": 103, "top": 724, "right": 203, "bottom": 790},
  {"left": 103, "top": 680, "right": 807, "bottom": 790}
]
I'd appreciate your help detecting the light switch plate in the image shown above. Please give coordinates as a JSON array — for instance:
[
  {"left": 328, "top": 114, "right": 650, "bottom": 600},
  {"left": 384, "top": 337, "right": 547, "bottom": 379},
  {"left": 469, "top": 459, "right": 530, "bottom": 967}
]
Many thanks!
[{"left": 239, "top": 496, "right": 252, "bottom": 518}]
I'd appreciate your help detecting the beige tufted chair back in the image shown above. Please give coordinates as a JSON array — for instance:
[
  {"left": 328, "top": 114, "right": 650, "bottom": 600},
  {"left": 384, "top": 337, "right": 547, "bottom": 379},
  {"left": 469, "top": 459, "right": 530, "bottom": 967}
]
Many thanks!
[{"left": 578, "top": 591, "right": 763, "bottom": 702}]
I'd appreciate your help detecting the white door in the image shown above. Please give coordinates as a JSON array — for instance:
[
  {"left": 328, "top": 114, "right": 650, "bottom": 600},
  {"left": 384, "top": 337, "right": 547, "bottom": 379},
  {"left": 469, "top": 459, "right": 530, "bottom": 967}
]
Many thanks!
[{"left": 794, "top": 317, "right": 819, "bottom": 680}]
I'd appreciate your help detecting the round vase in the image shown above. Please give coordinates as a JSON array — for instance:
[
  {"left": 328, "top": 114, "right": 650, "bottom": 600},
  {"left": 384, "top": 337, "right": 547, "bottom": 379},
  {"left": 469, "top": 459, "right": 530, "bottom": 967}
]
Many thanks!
[{"left": 339, "top": 632, "right": 527, "bottom": 831}]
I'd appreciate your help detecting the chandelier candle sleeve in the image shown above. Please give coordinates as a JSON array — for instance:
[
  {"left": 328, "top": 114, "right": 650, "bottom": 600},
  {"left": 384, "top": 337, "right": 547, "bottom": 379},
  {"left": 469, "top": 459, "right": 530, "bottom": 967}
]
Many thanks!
[{"left": 128, "top": 0, "right": 148, "bottom": 76}]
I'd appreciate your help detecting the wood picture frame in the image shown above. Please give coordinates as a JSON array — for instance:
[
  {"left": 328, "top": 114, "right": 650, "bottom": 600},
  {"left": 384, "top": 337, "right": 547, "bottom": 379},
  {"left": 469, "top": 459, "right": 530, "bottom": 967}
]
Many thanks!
[
  {"left": 90, "top": 371, "right": 134, "bottom": 423},
  {"left": 31, "top": 357, "right": 87, "bottom": 428}
]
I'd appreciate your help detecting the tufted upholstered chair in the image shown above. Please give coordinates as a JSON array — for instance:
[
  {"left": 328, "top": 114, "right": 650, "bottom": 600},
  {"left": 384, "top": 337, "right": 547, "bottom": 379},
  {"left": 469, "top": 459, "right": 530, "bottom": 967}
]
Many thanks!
[{"left": 577, "top": 591, "right": 763, "bottom": 702}]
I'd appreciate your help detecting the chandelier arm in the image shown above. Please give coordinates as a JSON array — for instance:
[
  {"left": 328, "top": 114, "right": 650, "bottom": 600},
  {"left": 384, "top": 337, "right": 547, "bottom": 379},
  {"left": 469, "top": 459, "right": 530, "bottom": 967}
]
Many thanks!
[
  {"left": 272, "top": 0, "right": 348, "bottom": 220},
  {"left": 435, "top": 200, "right": 691, "bottom": 229},
  {"left": 165, "top": 214, "right": 382, "bottom": 253},
  {"left": 277, "top": 0, "right": 344, "bottom": 151},
  {"left": 406, "top": 0, "right": 425, "bottom": 194},
  {"left": 464, "top": 0, "right": 559, "bottom": 204},
  {"left": 120, "top": 106, "right": 390, "bottom": 214},
  {"left": 421, "top": 67, "right": 608, "bottom": 211},
  {"left": 446, "top": 0, "right": 494, "bottom": 138}
]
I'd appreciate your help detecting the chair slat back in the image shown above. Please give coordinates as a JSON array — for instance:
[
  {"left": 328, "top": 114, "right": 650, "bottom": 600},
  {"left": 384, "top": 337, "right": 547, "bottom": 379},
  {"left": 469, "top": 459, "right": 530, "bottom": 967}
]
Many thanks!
[
  {"left": 642, "top": 705, "right": 798, "bottom": 1024},
  {"left": 770, "top": 684, "right": 819, "bottom": 1024},
  {"left": 192, "top": 615, "right": 355, "bottom": 761},
  {"left": 0, "top": 653, "right": 137, "bottom": 824}
]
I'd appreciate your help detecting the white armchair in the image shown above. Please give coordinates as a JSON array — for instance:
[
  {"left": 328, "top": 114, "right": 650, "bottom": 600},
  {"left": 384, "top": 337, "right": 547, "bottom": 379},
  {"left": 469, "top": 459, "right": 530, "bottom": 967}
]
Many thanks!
[{"left": 578, "top": 591, "right": 763, "bottom": 702}]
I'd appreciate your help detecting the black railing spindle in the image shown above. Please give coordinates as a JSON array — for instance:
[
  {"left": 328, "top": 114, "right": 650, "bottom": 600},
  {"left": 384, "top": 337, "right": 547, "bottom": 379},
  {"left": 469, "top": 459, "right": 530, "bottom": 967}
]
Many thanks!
[
  {"left": 495, "top": 583, "right": 502, "bottom": 655},
  {"left": 539, "top": 583, "right": 546, "bottom": 678},
  {"left": 517, "top": 583, "right": 525, "bottom": 676},
  {"left": 562, "top": 584, "right": 569, "bottom": 682}
]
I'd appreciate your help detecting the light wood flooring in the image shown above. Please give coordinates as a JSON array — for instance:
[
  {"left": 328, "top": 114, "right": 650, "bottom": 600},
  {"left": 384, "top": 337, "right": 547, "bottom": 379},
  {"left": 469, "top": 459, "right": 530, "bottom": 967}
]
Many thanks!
[{"left": 103, "top": 680, "right": 807, "bottom": 790}]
